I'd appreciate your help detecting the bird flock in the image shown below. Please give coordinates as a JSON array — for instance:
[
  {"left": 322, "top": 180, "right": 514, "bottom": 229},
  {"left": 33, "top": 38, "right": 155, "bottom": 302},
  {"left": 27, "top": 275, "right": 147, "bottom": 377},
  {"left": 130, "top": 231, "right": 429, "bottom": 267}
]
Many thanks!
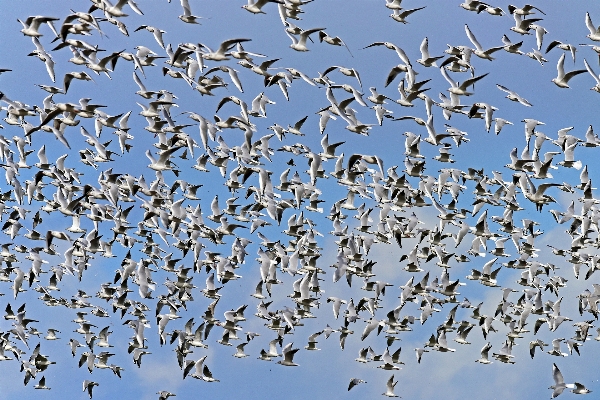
[{"left": 2, "top": 0, "right": 600, "bottom": 398}]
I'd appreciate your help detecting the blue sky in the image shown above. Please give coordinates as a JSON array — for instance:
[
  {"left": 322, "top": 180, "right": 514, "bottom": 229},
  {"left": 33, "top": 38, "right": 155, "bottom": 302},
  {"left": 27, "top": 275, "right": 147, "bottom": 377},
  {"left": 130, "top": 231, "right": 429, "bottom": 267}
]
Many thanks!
[{"left": 1, "top": 1, "right": 600, "bottom": 399}]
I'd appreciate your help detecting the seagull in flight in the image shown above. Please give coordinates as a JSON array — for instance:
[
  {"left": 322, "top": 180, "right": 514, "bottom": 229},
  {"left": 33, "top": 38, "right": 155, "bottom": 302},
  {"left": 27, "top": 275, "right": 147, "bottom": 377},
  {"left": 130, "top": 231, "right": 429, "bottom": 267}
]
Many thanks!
[
  {"left": 496, "top": 84, "right": 532, "bottom": 106},
  {"left": 551, "top": 53, "right": 586, "bottom": 88}
]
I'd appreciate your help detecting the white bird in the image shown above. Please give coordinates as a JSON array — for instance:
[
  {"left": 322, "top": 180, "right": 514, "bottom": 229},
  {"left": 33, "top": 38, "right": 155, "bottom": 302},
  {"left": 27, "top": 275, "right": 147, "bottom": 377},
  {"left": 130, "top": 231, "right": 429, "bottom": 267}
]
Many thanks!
[
  {"left": 179, "top": 0, "right": 203, "bottom": 23},
  {"left": 546, "top": 40, "right": 577, "bottom": 63},
  {"left": 287, "top": 27, "right": 325, "bottom": 52},
  {"left": 389, "top": 6, "right": 426, "bottom": 24},
  {"left": 475, "top": 342, "right": 492, "bottom": 364},
  {"left": 496, "top": 84, "right": 532, "bottom": 106},
  {"left": 441, "top": 67, "right": 488, "bottom": 96},
  {"left": 242, "top": 0, "right": 282, "bottom": 14},
  {"left": 552, "top": 54, "right": 586, "bottom": 88},
  {"left": 383, "top": 375, "right": 399, "bottom": 397},
  {"left": 550, "top": 363, "right": 572, "bottom": 398},
  {"left": 417, "top": 37, "right": 444, "bottom": 67},
  {"left": 465, "top": 24, "right": 504, "bottom": 60},
  {"left": 348, "top": 378, "right": 366, "bottom": 391},
  {"left": 583, "top": 58, "right": 600, "bottom": 93},
  {"left": 586, "top": 12, "right": 600, "bottom": 42},
  {"left": 277, "top": 342, "right": 299, "bottom": 366}
]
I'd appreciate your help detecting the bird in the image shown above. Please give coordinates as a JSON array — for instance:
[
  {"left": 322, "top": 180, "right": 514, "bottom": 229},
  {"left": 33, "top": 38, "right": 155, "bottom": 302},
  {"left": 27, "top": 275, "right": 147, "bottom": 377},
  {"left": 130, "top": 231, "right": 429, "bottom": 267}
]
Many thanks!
[
  {"left": 348, "top": 378, "right": 366, "bottom": 391},
  {"left": 389, "top": 6, "right": 427, "bottom": 24},
  {"left": 179, "top": 0, "right": 203, "bottom": 23},
  {"left": 551, "top": 54, "right": 586, "bottom": 88},
  {"left": 277, "top": 342, "right": 299, "bottom": 366},
  {"left": 242, "top": 0, "right": 283, "bottom": 14},
  {"left": 583, "top": 58, "right": 600, "bottom": 92},
  {"left": 383, "top": 374, "right": 399, "bottom": 397},
  {"left": 496, "top": 84, "right": 532, "bottom": 106},
  {"left": 586, "top": 12, "right": 600, "bottom": 42},
  {"left": 464, "top": 24, "right": 505, "bottom": 60},
  {"left": 287, "top": 27, "right": 325, "bottom": 52},
  {"left": 82, "top": 380, "right": 99, "bottom": 399}
]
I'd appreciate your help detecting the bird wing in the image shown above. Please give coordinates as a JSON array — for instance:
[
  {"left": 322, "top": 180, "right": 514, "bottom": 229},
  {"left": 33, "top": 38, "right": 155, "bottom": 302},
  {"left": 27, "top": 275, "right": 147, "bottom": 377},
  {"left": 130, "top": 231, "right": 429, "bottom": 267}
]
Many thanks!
[
  {"left": 465, "top": 24, "right": 483, "bottom": 51},
  {"left": 556, "top": 53, "right": 566, "bottom": 79},
  {"left": 553, "top": 363, "right": 564, "bottom": 385}
]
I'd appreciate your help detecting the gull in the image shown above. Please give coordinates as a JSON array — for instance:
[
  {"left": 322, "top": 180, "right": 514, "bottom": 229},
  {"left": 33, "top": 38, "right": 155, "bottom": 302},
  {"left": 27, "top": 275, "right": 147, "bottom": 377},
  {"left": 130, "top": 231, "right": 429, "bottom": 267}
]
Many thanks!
[
  {"left": 522, "top": 118, "right": 545, "bottom": 142},
  {"left": 496, "top": 84, "right": 532, "bottom": 106},
  {"left": 18, "top": 16, "right": 59, "bottom": 37},
  {"left": 137, "top": 100, "right": 172, "bottom": 118},
  {"left": 28, "top": 38, "right": 55, "bottom": 82},
  {"left": 146, "top": 146, "right": 183, "bottom": 172},
  {"left": 424, "top": 114, "right": 459, "bottom": 146},
  {"left": 571, "top": 383, "right": 592, "bottom": 395},
  {"left": 556, "top": 141, "right": 582, "bottom": 170},
  {"left": 417, "top": 37, "right": 444, "bottom": 67},
  {"left": 184, "top": 356, "right": 204, "bottom": 379},
  {"left": 475, "top": 342, "right": 493, "bottom": 364},
  {"left": 550, "top": 363, "right": 572, "bottom": 398},
  {"left": 441, "top": 67, "right": 488, "bottom": 96},
  {"left": 529, "top": 339, "right": 547, "bottom": 359},
  {"left": 389, "top": 7, "right": 426, "bottom": 24},
  {"left": 505, "top": 147, "right": 533, "bottom": 171},
  {"left": 501, "top": 34, "right": 524, "bottom": 55},
  {"left": 242, "top": 0, "right": 283, "bottom": 14},
  {"left": 82, "top": 380, "right": 99, "bottom": 399},
  {"left": 493, "top": 341, "right": 515, "bottom": 364},
  {"left": 520, "top": 176, "right": 561, "bottom": 211},
  {"left": 305, "top": 331, "right": 322, "bottom": 350},
  {"left": 97, "top": 0, "right": 143, "bottom": 17},
  {"left": 318, "top": 31, "right": 353, "bottom": 57},
  {"left": 547, "top": 338, "right": 569, "bottom": 357},
  {"left": 583, "top": 59, "right": 600, "bottom": 93},
  {"left": 434, "top": 330, "right": 455, "bottom": 352},
  {"left": 134, "top": 25, "right": 166, "bottom": 49},
  {"left": 367, "top": 87, "right": 392, "bottom": 106},
  {"left": 34, "top": 376, "right": 50, "bottom": 390},
  {"left": 552, "top": 54, "right": 586, "bottom": 88},
  {"left": 385, "top": 0, "right": 404, "bottom": 9},
  {"left": 396, "top": 80, "right": 427, "bottom": 107},
  {"left": 465, "top": 25, "right": 504, "bottom": 60},
  {"left": 287, "top": 27, "right": 325, "bottom": 52},
  {"left": 355, "top": 347, "right": 370, "bottom": 363},
  {"left": 510, "top": 14, "right": 542, "bottom": 35},
  {"left": 83, "top": 50, "right": 123, "bottom": 77},
  {"left": 348, "top": 378, "right": 366, "bottom": 391},
  {"left": 157, "top": 392, "right": 176, "bottom": 400},
  {"left": 204, "top": 66, "right": 244, "bottom": 92},
  {"left": 586, "top": 12, "right": 600, "bottom": 42},
  {"left": 508, "top": 4, "right": 545, "bottom": 16},
  {"left": 238, "top": 58, "right": 280, "bottom": 79},
  {"left": 414, "top": 347, "right": 428, "bottom": 364},
  {"left": 468, "top": 102, "right": 496, "bottom": 132},
  {"left": 363, "top": 42, "right": 412, "bottom": 67},
  {"left": 202, "top": 38, "right": 251, "bottom": 61},
  {"left": 63, "top": 71, "right": 94, "bottom": 93},
  {"left": 361, "top": 318, "right": 382, "bottom": 341},
  {"left": 179, "top": 0, "right": 203, "bottom": 24},
  {"left": 285, "top": 68, "right": 316, "bottom": 87},
  {"left": 230, "top": 42, "right": 266, "bottom": 61},
  {"left": 383, "top": 375, "right": 399, "bottom": 397},
  {"left": 526, "top": 48, "right": 548, "bottom": 66},
  {"left": 378, "top": 347, "right": 401, "bottom": 370},
  {"left": 494, "top": 118, "right": 513, "bottom": 135},
  {"left": 530, "top": 24, "right": 549, "bottom": 50},
  {"left": 546, "top": 41, "right": 577, "bottom": 63},
  {"left": 322, "top": 66, "right": 362, "bottom": 89},
  {"left": 459, "top": 1, "right": 485, "bottom": 12},
  {"left": 277, "top": 342, "right": 299, "bottom": 366}
]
